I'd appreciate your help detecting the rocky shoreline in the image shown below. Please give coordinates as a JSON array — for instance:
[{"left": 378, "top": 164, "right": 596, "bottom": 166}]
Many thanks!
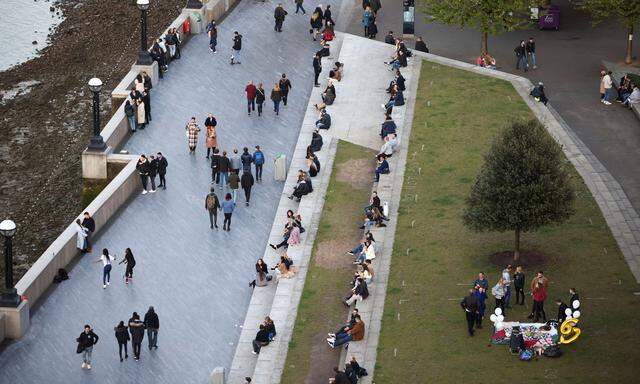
[{"left": 0, "top": 0, "right": 184, "bottom": 282}]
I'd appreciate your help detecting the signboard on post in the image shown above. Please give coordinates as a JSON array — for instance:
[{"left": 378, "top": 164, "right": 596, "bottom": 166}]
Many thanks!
[{"left": 403, "top": 0, "right": 415, "bottom": 38}]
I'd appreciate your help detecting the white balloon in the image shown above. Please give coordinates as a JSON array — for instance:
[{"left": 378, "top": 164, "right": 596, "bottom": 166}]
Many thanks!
[
  {"left": 565, "top": 315, "right": 572, "bottom": 321},
  {"left": 497, "top": 315, "right": 504, "bottom": 322},
  {"left": 573, "top": 311, "right": 581, "bottom": 318},
  {"left": 495, "top": 307, "right": 502, "bottom": 316},
  {"left": 490, "top": 314, "right": 497, "bottom": 322},
  {"left": 572, "top": 300, "right": 580, "bottom": 309},
  {"left": 565, "top": 308, "right": 572, "bottom": 316}
]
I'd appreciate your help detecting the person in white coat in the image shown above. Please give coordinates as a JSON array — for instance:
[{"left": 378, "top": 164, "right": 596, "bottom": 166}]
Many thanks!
[{"left": 75, "top": 219, "right": 88, "bottom": 252}]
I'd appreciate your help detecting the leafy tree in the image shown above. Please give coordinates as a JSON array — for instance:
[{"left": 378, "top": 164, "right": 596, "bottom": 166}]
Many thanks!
[
  {"left": 419, "top": 0, "right": 532, "bottom": 54},
  {"left": 463, "top": 119, "right": 575, "bottom": 261},
  {"left": 575, "top": 0, "right": 640, "bottom": 64}
]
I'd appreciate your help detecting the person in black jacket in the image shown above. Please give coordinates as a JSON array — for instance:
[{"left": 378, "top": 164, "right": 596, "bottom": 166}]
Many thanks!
[
  {"left": 231, "top": 31, "right": 243, "bottom": 65},
  {"left": 77, "top": 324, "right": 99, "bottom": 369},
  {"left": 556, "top": 299, "right": 569, "bottom": 323},
  {"left": 332, "top": 366, "right": 351, "bottom": 384},
  {"left": 142, "top": 90, "right": 152, "bottom": 123},
  {"left": 81, "top": 212, "right": 95, "bottom": 253},
  {"left": 144, "top": 306, "right": 160, "bottom": 350},
  {"left": 274, "top": 3, "right": 288, "bottom": 32},
  {"left": 513, "top": 266, "right": 525, "bottom": 305},
  {"left": 414, "top": 36, "right": 429, "bottom": 53},
  {"left": 219, "top": 151, "right": 231, "bottom": 186},
  {"left": 279, "top": 73, "right": 292, "bottom": 106},
  {"left": 315, "top": 109, "right": 331, "bottom": 129},
  {"left": 129, "top": 312, "right": 145, "bottom": 360},
  {"left": 136, "top": 155, "right": 150, "bottom": 194},
  {"left": 156, "top": 152, "right": 168, "bottom": 189},
  {"left": 118, "top": 247, "right": 136, "bottom": 284},
  {"left": 241, "top": 171, "right": 254, "bottom": 206},
  {"left": 252, "top": 324, "right": 270, "bottom": 354},
  {"left": 313, "top": 53, "right": 322, "bottom": 87},
  {"left": 125, "top": 100, "right": 136, "bottom": 132},
  {"left": 256, "top": 83, "right": 266, "bottom": 116},
  {"left": 460, "top": 289, "right": 479, "bottom": 336},
  {"left": 515, "top": 40, "right": 528, "bottom": 72},
  {"left": 344, "top": 356, "right": 362, "bottom": 384},
  {"left": 114, "top": 321, "right": 130, "bottom": 361},
  {"left": 148, "top": 155, "right": 158, "bottom": 192},
  {"left": 241, "top": 147, "right": 253, "bottom": 173},
  {"left": 211, "top": 149, "right": 221, "bottom": 183},
  {"left": 311, "top": 130, "right": 323, "bottom": 152},
  {"left": 344, "top": 277, "right": 369, "bottom": 306}
]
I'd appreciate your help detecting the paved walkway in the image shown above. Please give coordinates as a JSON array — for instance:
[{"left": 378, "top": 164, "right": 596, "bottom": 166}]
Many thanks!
[
  {"left": 0, "top": 1, "right": 342, "bottom": 383},
  {"left": 345, "top": 0, "right": 640, "bottom": 214}
]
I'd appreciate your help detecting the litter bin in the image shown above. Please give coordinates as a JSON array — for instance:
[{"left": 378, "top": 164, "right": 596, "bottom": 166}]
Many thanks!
[{"left": 538, "top": 5, "right": 560, "bottom": 30}]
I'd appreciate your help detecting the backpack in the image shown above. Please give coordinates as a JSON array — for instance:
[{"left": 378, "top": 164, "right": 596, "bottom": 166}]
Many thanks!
[
  {"left": 53, "top": 268, "right": 69, "bottom": 284},
  {"left": 543, "top": 345, "right": 563, "bottom": 358},
  {"left": 519, "top": 349, "right": 533, "bottom": 361},
  {"left": 206, "top": 194, "right": 217, "bottom": 209}
]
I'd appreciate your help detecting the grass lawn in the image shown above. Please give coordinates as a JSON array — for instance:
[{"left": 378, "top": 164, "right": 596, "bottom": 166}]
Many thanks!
[
  {"left": 281, "top": 140, "right": 376, "bottom": 383},
  {"left": 373, "top": 61, "right": 640, "bottom": 382}
]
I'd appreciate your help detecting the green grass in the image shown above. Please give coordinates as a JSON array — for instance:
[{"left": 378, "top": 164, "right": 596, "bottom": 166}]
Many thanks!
[
  {"left": 281, "top": 140, "right": 376, "bottom": 383},
  {"left": 373, "top": 61, "right": 640, "bottom": 382}
]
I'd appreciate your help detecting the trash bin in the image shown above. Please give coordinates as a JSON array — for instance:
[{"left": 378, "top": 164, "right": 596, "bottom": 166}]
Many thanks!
[
  {"left": 274, "top": 154, "right": 287, "bottom": 181},
  {"left": 538, "top": 5, "right": 560, "bottom": 30}
]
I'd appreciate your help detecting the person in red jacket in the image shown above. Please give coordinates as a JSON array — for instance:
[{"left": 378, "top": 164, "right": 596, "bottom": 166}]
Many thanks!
[
  {"left": 530, "top": 279, "right": 547, "bottom": 322},
  {"left": 245, "top": 81, "right": 257, "bottom": 115}
]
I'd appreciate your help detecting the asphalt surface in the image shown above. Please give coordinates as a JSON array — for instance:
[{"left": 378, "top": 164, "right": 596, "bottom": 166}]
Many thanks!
[{"left": 343, "top": 0, "right": 640, "bottom": 212}]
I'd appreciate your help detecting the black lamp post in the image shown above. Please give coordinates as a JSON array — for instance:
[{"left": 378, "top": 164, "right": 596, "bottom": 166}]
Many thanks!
[
  {"left": 186, "top": 0, "right": 203, "bottom": 9},
  {"left": 87, "top": 78, "right": 106, "bottom": 151},
  {"left": 0, "top": 220, "right": 21, "bottom": 307},
  {"left": 136, "top": 0, "right": 153, "bottom": 65}
]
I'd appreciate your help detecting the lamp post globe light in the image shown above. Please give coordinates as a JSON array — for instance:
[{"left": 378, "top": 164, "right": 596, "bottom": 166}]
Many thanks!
[
  {"left": 87, "top": 77, "right": 106, "bottom": 151},
  {"left": 0, "top": 220, "right": 21, "bottom": 307},
  {"left": 136, "top": 0, "right": 153, "bottom": 65}
]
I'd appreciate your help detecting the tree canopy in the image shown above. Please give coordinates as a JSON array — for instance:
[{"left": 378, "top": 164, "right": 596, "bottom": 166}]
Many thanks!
[{"left": 463, "top": 119, "right": 575, "bottom": 259}]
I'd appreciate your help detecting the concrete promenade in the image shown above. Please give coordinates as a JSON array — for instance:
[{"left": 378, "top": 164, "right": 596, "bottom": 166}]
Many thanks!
[{"left": 0, "top": 1, "right": 342, "bottom": 383}]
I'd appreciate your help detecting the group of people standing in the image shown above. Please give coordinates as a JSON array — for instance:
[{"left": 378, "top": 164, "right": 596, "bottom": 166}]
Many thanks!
[
  {"left": 136, "top": 152, "right": 169, "bottom": 194},
  {"left": 77, "top": 306, "right": 160, "bottom": 369},
  {"left": 125, "top": 72, "right": 153, "bottom": 132},
  {"left": 461, "top": 267, "right": 580, "bottom": 337}
]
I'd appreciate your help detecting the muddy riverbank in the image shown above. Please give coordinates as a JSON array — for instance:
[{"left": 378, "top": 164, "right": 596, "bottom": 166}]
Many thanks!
[{"left": 0, "top": 0, "right": 184, "bottom": 282}]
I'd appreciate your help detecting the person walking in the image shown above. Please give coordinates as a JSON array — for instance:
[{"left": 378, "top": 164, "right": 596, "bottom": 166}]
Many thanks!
[
  {"left": 81, "top": 212, "right": 95, "bottom": 253},
  {"left": 205, "top": 113, "right": 218, "bottom": 158},
  {"left": 129, "top": 312, "right": 145, "bottom": 361},
  {"left": 205, "top": 186, "right": 221, "bottom": 229},
  {"left": 513, "top": 266, "right": 525, "bottom": 305},
  {"left": 156, "top": 152, "right": 168, "bottom": 189},
  {"left": 313, "top": 52, "right": 322, "bottom": 87},
  {"left": 246, "top": 81, "right": 257, "bottom": 115},
  {"left": 362, "top": 6, "right": 374, "bottom": 37},
  {"left": 148, "top": 154, "right": 158, "bottom": 192},
  {"left": 229, "top": 171, "right": 240, "bottom": 202},
  {"left": 230, "top": 148, "right": 242, "bottom": 174},
  {"left": 241, "top": 147, "right": 253, "bottom": 173},
  {"left": 253, "top": 145, "right": 265, "bottom": 181},
  {"left": 185, "top": 117, "right": 201, "bottom": 153},
  {"left": 274, "top": 3, "right": 288, "bottom": 32},
  {"left": 231, "top": 31, "right": 243, "bottom": 65},
  {"left": 136, "top": 155, "right": 150, "bottom": 194},
  {"left": 295, "top": 0, "right": 305, "bottom": 14},
  {"left": 222, "top": 193, "right": 236, "bottom": 231},
  {"left": 144, "top": 306, "right": 160, "bottom": 350},
  {"left": 207, "top": 20, "right": 218, "bottom": 53},
  {"left": 241, "top": 170, "right": 255, "bottom": 206},
  {"left": 211, "top": 148, "right": 221, "bottom": 183},
  {"left": 271, "top": 82, "right": 282, "bottom": 115},
  {"left": 460, "top": 289, "right": 479, "bottom": 336},
  {"left": 279, "top": 74, "right": 292, "bottom": 106},
  {"left": 118, "top": 247, "right": 136, "bottom": 284},
  {"left": 125, "top": 100, "right": 136, "bottom": 132},
  {"left": 76, "top": 325, "right": 99, "bottom": 369},
  {"left": 219, "top": 150, "right": 231, "bottom": 186},
  {"left": 525, "top": 37, "right": 537, "bottom": 69},
  {"left": 95, "top": 248, "right": 116, "bottom": 289},
  {"left": 256, "top": 83, "right": 266, "bottom": 116},
  {"left": 514, "top": 40, "right": 528, "bottom": 72},
  {"left": 114, "top": 321, "right": 129, "bottom": 362}
]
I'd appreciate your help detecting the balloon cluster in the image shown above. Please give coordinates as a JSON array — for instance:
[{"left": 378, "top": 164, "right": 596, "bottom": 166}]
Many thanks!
[
  {"left": 489, "top": 307, "right": 505, "bottom": 330},
  {"left": 564, "top": 299, "right": 581, "bottom": 320},
  {"left": 560, "top": 299, "right": 582, "bottom": 344}
]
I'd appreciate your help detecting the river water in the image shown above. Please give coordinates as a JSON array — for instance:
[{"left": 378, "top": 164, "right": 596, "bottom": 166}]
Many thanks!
[{"left": 0, "top": 0, "right": 64, "bottom": 71}]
